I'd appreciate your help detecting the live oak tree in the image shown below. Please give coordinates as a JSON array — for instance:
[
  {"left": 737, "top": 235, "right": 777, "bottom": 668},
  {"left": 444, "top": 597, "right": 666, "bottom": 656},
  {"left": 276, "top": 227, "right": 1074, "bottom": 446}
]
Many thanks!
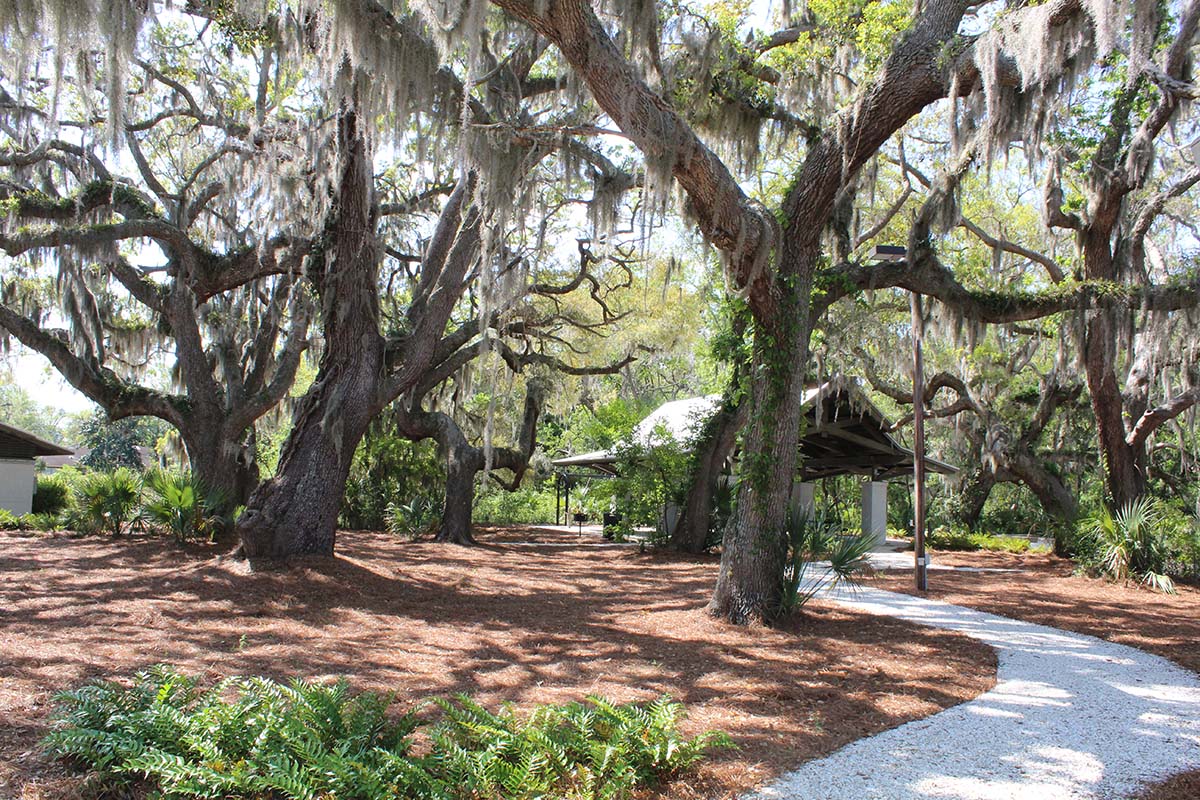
[
  {"left": 825, "top": 0, "right": 1200, "bottom": 514},
  {"left": 487, "top": 0, "right": 1125, "bottom": 621},
  {"left": 0, "top": 1, "right": 645, "bottom": 557},
  {"left": 1040, "top": 3, "right": 1200, "bottom": 509},
  {"left": 390, "top": 241, "right": 639, "bottom": 544},
  {"left": 0, "top": 10, "right": 313, "bottom": 509},
  {"left": 857, "top": 335, "right": 1085, "bottom": 527}
]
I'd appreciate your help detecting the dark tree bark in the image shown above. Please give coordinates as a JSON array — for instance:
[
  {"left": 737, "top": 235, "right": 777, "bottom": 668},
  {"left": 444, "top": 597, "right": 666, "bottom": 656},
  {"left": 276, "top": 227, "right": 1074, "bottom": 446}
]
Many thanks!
[
  {"left": 954, "top": 469, "right": 997, "bottom": 529},
  {"left": 671, "top": 391, "right": 746, "bottom": 553},
  {"left": 437, "top": 445, "right": 485, "bottom": 545},
  {"left": 237, "top": 110, "right": 386, "bottom": 557}
]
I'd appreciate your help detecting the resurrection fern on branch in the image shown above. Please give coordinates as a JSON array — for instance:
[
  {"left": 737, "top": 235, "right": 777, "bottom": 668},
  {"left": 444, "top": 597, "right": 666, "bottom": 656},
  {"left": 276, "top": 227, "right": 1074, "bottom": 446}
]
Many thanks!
[{"left": 43, "top": 667, "right": 730, "bottom": 800}]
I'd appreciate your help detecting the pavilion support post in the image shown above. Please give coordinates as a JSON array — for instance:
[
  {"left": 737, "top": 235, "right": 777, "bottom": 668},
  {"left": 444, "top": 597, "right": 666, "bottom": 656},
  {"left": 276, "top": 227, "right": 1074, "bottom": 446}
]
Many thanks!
[
  {"left": 791, "top": 480, "right": 816, "bottom": 519},
  {"left": 861, "top": 480, "right": 888, "bottom": 550}
]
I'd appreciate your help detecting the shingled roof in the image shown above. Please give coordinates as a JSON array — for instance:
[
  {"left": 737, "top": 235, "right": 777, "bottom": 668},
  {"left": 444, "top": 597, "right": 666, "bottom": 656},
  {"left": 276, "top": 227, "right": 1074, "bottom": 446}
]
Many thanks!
[{"left": 0, "top": 422, "right": 72, "bottom": 459}]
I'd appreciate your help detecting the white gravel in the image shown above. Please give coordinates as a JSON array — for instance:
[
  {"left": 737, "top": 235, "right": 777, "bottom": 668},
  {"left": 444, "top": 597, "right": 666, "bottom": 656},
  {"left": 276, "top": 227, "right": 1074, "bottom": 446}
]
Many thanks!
[{"left": 749, "top": 586, "right": 1200, "bottom": 800}]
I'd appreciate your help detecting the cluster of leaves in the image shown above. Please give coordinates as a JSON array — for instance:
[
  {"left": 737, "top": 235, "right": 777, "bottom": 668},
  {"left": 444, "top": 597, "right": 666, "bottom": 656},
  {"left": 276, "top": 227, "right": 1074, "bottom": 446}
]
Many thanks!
[
  {"left": 1075, "top": 498, "right": 1187, "bottom": 593},
  {"left": 601, "top": 430, "right": 693, "bottom": 544},
  {"left": 141, "top": 470, "right": 229, "bottom": 544},
  {"left": 384, "top": 496, "right": 440, "bottom": 540},
  {"left": 472, "top": 483, "right": 558, "bottom": 526},
  {"left": 340, "top": 429, "right": 444, "bottom": 531},
  {"left": 70, "top": 468, "right": 143, "bottom": 537},
  {"left": 28, "top": 468, "right": 228, "bottom": 542},
  {"left": 32, "top": 474, "right": 72, "bottom": 515},
  {"left": 43, "top": 666, "right": 730, "bottom": 800},
  {"left": 779, "top": 508, "right": 874, "bottom": 616},
  {"left": 925, "top": 526, "right": 1033, "bottom": 554},
  {"left": 75, "top": 412, "right": 167, "bottom": 472},
  {"left": 0, "top": 507, "right": 53, "bottom": 531}
]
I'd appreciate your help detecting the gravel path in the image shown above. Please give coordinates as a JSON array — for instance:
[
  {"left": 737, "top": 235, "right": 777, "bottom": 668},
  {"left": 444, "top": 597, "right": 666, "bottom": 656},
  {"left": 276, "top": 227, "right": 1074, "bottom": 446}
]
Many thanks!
[{"left": 752, "top": 586, "right": 1200, "bottom": 800}]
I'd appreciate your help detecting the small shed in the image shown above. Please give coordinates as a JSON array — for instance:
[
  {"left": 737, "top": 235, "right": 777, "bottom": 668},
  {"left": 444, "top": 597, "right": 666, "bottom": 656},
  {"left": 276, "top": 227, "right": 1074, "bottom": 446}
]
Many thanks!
[{"left": 0, "top": 422, "right": 71, "bottom": 515}]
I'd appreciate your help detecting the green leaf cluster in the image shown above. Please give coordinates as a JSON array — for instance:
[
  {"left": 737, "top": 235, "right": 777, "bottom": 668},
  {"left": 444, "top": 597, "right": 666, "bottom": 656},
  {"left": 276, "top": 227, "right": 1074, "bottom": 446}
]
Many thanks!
[{"left": 43, "top": 666, "right": 731, "bottom": 800}]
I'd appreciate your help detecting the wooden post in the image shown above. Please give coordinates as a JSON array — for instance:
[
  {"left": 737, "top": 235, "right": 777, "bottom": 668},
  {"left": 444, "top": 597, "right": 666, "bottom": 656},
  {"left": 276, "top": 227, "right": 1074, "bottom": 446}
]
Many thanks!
[{"left": 912, "top": 293, "right": 928, "bottom": 592}]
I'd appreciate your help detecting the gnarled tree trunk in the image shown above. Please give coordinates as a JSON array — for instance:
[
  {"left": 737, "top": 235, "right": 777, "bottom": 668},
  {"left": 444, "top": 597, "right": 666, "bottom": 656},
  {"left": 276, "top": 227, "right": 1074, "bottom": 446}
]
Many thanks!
[
  {"left": 707, "top": 267, "right": 814, "bottom": 624},
  {"left": 236, "top": 110, "right": 385, "bottom": 558},
  {"left": 671, "top": 391, "right": 745, "bottom": 553},
  {"left": 436, "top": 443, "right": 484, "bottom": 544},
  {"left": 953, "top": 468, "right": 997, "bottom": 529}
]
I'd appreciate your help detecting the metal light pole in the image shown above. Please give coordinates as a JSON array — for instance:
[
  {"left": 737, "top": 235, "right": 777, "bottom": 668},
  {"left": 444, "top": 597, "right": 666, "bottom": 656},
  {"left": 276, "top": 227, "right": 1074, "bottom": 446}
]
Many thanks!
[{"left": 912, "top": 293, "right": 928, "bottom": 591}]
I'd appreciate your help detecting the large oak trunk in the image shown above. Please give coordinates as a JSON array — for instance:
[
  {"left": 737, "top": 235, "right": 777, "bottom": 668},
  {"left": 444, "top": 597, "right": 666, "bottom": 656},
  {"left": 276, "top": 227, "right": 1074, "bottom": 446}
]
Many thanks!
[
  {"left": 236, "top": 356, "right": 382, "bottom": 557},
  {"left": 436, "top": 445, "right": 482, "bottom": 545},
  {"left": 707, "top": 269, "right": 814, "bottom": 624},
  {"left": 180, "top": 425, "right": 258, "bottom": 537},
  {"left": 236, "top": 111, "right": 383, "bottom": 559},
  {"left": 1082, "top": 293, "right": 1146, "bottom": 510}
]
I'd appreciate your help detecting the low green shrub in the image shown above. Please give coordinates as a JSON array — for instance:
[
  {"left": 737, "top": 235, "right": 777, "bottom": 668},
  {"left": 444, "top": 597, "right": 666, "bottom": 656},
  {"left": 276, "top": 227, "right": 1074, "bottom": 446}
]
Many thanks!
[
  {"left": 32, "top": 475, "right": 72, "bottom": 515},
  {"left": 925, "top": 526, "right": 1031, "bottom": 553},
  {"left": 0, "top": 508, "right": 30, "bottom": 530},
  {"left": 43, "top": 666, "right": 730, "bottom": 800},
  {"left": 473, "top": 485, "right": 557, "bottom": 525},
  {"left": 1078, "top": 498, "right": 1176, "bottom": 593},
  {"left": 23, "top": 511, "right": 61, "bottom": 531},
  {"left": 779, "top": 510, "right": 874, "bottom": 617},
  {"left": 70, "top": 468, "right": 142, "bottom": 536},
  {"left": 142, "top": 469, "right": 226, "bottom": 543},
  {"left": 385, "top": 496, "right": 439, "bottom": 539}
]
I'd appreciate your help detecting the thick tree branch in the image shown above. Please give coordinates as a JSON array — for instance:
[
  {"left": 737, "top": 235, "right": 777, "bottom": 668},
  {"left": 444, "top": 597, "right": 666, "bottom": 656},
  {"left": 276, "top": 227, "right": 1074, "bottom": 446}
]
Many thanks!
[
  {"left": 0, "top": 302, "right": 183, "bottom": 424},
  {"left": 1127, "top": 387, "right": 1200, "bottom": 450}
]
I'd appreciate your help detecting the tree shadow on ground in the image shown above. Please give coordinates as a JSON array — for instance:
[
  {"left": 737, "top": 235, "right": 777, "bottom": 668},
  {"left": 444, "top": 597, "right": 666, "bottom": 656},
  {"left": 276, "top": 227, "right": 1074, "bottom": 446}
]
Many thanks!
[{"left": 1, "top": 529, "right": 997, "bottom": 800}]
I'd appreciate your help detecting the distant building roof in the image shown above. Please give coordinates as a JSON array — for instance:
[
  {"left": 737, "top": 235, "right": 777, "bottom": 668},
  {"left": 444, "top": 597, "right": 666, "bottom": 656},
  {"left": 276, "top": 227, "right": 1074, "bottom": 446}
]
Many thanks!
[
  {"left": 631, "top": 395, "right": 722, "bottom": 446},
  {"left": 0, "top": 422, "right": 72, "bottom": 459},
  {"left": 551, "top": 377, "right": 957, "bottom": 480},
  {"left": 38, "top": 445, "right": 157, "bottom": 471}
]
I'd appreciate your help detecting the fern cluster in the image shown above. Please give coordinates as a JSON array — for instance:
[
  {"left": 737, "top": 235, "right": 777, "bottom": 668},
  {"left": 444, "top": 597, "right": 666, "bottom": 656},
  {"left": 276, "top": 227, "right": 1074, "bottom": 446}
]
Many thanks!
[
  {"left": 43, "top": 666, "right": 730, "bottom": 799},
  {"left": 428, "top": 694, "right": 730, "bottom": 799}
]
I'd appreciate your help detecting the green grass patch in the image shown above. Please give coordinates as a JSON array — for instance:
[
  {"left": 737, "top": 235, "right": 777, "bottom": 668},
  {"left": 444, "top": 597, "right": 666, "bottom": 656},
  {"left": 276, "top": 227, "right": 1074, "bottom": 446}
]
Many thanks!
[{"left": 926, "top": 526, "right": 1032, "bottom": 553}]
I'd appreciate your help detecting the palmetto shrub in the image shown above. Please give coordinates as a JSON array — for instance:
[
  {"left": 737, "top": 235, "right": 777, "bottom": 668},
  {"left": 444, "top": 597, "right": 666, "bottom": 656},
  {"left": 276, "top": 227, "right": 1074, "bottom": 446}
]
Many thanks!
[
  {"left": 778, "top": 508, "right": 874, "bottom": 616},
  {"left": 70, "top": 468, "right": 142, "bottom": 536},
  {"left": 384, "top": 496, "right": 439, "bottom": 540},
  {"left": 43, "top": 666, "right": 730, "bottom": 800},
  {"left": 1081, "top": 497, "right": 1176, "bottom": 593},
  {"left": 142, "top": 469, "right": 226, "bottom": 543}
]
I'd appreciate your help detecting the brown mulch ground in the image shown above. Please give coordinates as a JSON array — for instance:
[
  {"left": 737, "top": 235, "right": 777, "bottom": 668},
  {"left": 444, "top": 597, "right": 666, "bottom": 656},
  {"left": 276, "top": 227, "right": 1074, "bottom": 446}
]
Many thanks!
[
  {"left": 1, "top": 528, "right": 996, "bottom": 800},
  {"left": 871, "top": 550, "right": 1200, "bottom": 800}
]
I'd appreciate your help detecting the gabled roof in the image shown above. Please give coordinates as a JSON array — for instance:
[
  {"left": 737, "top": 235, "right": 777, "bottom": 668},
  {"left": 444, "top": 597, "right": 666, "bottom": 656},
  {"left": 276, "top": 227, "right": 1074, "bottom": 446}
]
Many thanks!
[
  {"left": 551, "top": 377, "right": 957, "bottom": 480},
  {"left": 0, "top": 422, "right": 72, "bottom": 459},
  {"left": 631, "top": 395, "right": 722, "bottom": 446}
]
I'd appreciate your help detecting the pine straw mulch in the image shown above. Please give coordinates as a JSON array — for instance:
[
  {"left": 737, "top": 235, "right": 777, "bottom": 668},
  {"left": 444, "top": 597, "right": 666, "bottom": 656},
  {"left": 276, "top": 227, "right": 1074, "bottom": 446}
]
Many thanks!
[
  {"left": 870, "top": 550, "right": 1200, "bottom": 800},
  {"left": 1, "top": 527, "right": 995, "bottom": 800}
]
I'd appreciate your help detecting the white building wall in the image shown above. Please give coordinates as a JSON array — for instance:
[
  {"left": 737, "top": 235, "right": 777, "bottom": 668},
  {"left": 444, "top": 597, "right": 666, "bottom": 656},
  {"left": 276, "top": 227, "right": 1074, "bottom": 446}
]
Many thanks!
[
  {"left": 0, "top": 458, "right": 36, "bottom": 515},
  {"left": 861, "top": 480, "right": 888, "bottom": 549}
]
